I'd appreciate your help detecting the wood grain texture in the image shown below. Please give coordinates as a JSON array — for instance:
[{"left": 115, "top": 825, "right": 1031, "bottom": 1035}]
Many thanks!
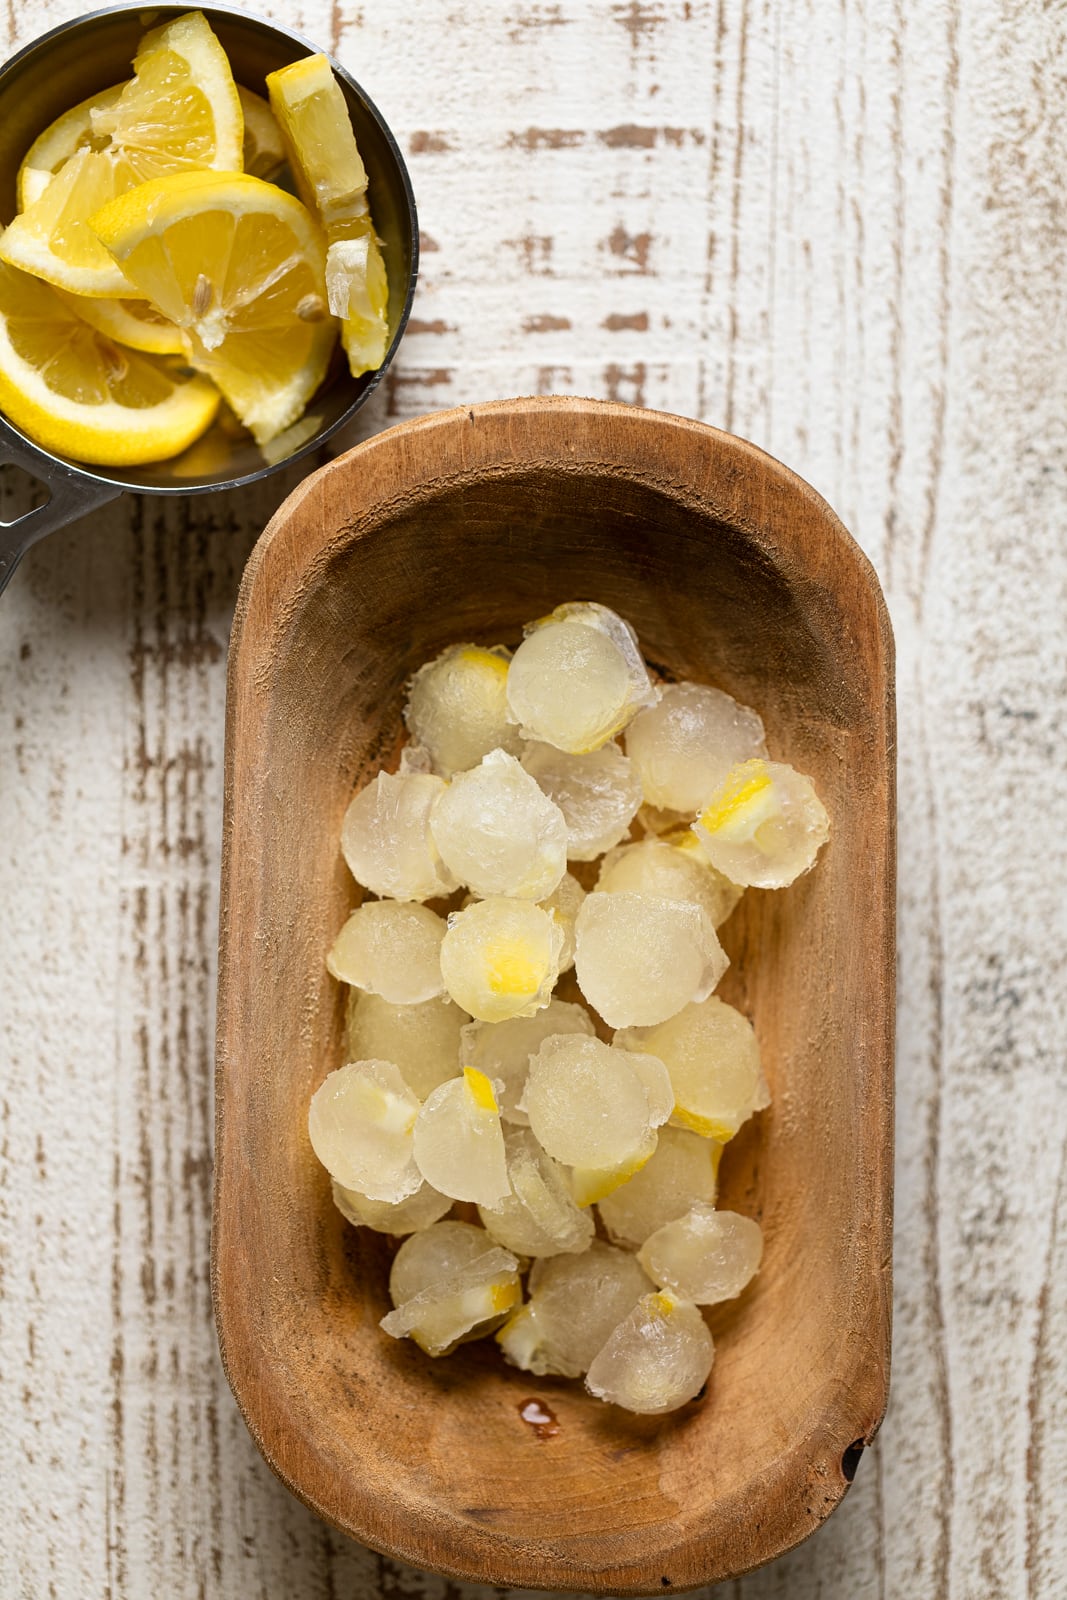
[
  {"left": 214, "top": 398, "right": 894, "bottom": 1593},
  {"left": 0, "top": 0, "right": 1064, "bottom": 1597}
]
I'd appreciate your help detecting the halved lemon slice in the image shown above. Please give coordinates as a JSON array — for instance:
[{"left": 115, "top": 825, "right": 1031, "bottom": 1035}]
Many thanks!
[
  {"left": 16, "top": 83, "right": 125, "bottom": 210},
  {"left": 18, "top": 84, "right": 282, "bottom": 208},
  {"left": 266, "top": 53, "right": 389, "bottom": 377},
  {"left": 90, "top": 170, "right": 336, "bottom": 445},
  {"left": 0, "top": 11, "right": 242, "bottom": 297},
  {"left": 0, "top": 254, "right": 219, "bottom": 466}
]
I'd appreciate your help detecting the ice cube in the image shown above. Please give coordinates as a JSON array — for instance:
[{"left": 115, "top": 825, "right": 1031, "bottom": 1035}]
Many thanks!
[
  {"left": 615, "top": 995, "right": 764, "bottom": 1142},
  {"left": 440, "top": 896, "right": 563, "bottom": 1023},
  {"left": 692, "top": 758, "right": 829, "bottom": 888},
  {"left": 585, "top": 1290, "right": 713, "bottom": 1413},
  {"left": 430, "top": 748, "right": 568, "bottom": 900},
  {"left": 412, "top": 1067, "right": 510, "bottom": 1206},
  {"left": 340, "top": 770, "right": 458, "bottom": 901},
  {"left": 331, "top": 1176, "right": 452, "bottom": 1235},
  {"left": 637, "top": 1203, "right": 763, "bottom": 1304},
  {"left": 345, "top": 990, "right": 467, "bottom": 1101},
  {"left": 574, "top": 890, "right": 727, "bottom": 1028},
  {"left": 382, "top": 1221, "right": 520, "bottom": 1355},
  {"left": 478, "top": 1127, "right": 595, "bottom": 1256},
  {"left": 625, "top": 681, "right": 767, "bottom": 812},
  {"left": 404, "top": 643, "right": 522, "bottom": 776},
  {"left": 596, "top": 834, "right": 743, "bottom": 928},
  {"left": 520, "top": 1034, "right": 659, "bottom": 1174},
  {"left": 308, "top": 1059, "right": 421, "bottom": 1201},
  {"left": 598, "top": 1125, "right": 721, "bottom": 1247},
  {"left": 506, "top": 601, "right": 655, "bottom": 754},
  {"left": 520, "top": 740, "right": 643, "bottom": 860},
  {"left": 496, "top": 1241, "right": 653, "bottom": 1377},
  {"left": 326, "top": 900, "right": 447, "bottom": 1004}
]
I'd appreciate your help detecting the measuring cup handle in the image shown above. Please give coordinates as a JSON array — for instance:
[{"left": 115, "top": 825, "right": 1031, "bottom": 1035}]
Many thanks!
[{"left": 0, "top": 417, "right": 122, "bottom": 596}]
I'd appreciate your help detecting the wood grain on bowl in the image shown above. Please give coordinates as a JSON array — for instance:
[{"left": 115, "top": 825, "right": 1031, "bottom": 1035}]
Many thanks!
[{"left": 212, "top": 395, "right": 895, "bottom": 1595}]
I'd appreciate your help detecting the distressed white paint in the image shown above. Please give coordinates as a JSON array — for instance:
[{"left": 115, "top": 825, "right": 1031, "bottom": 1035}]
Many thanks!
[{"left": 1, "top": 0, "right": 1065, "bottom": 1596}]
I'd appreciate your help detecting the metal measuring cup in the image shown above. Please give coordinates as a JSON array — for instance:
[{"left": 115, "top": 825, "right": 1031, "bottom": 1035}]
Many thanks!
[{"left": 0, "top": 2, "right": 418, "bottom": 594}]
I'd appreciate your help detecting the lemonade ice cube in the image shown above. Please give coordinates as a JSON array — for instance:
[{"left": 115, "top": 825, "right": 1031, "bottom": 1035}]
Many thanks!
[
  {"left": 340, "top": 770, "right": 458, "bottom": 901},
  {"left": 596, "top": 835, "right": 743, "bottom": 928},
  {"left": 585, "top": 1289, "right": 713, "bottom": 1413},
  {"left": 520, "top": 1035, "right": 660, "bottom": 1171},
  {"left": 520, "top": 740, "right": 643, "bottom": 860},
  {"left": 308, "top": 1059, "right": 421, "bottom": 1202},
  {"left": 574, "top": 891, "right": 727, "bottom": 1028},
  {"left": 692, "top": 758, "right": 829, "bottom": 888},
  {"left": 625, "top": 681, "right": 767, "bottom": 812},
  {"left": 331, "top": 1176, "right": 452, "bottom": 1235},
  {"left": 440, "top": 896, "right": 563, "bottom": 1023},
  {"left": 327, "top": 900, "right": 446, "bottom": 1004},
  {"left": 430, "top": 748, "right": 568, "bottom": 900},
  {"left": 506, "top": 602, "right": 655, "bottom": 754},
  {"left": 637, "top": 1203, "right": 763, "bottom": 1304},
  {"left": 345, "top": 990, "right": 466, "bottom": 1101},
  {"left": 616, "top": 995, "right": 764, "bottom": 1141},
  {"left": 382, "top": 1221, "right": 520, "bottom": 1356},
  {"left": 404, "top": 643, "right": 522, "bottom": 777},
  {"left": 598, "top": 1125, "right": 721, "bottom": 1247},
  {"left": 412, "top": 1067, "right": 510, "bottom": 1206}
]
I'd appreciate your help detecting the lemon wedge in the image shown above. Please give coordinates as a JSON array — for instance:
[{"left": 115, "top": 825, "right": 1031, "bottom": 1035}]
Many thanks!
[
  {"left": 266, "top": 53, "right": 389, "bottom": 377},
  {"left": 0, "top": 11, "right": 242, "bottom": 297},
  {"left": 90, "top": 170, "right": 335, "bottom": 445},
  {"left": 0, "top": 254, "right": 219, "bottom": 466}
]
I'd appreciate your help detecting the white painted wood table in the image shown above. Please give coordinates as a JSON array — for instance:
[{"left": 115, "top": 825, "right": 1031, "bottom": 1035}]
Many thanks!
[{"left": 2, "top": 1, "right": 1065, "bottom": 1596}]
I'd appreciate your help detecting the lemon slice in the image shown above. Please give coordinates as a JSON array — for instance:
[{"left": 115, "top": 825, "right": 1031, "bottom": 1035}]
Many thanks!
[
  {"left": 0, "top": 254, "right": 219, "bottom": 466},
  {"left": 238, "top": 85, "right": 286, "bottom": 179},
  {"left": 0, "top": 11, "right": 242, "bottom": 296},
  {"left": 90, "top": 170, "right": 335, "bottom": 445},
  {"left": 16, "top": 83, "right": 125, "bottom": 211},
  {"left": 266, "top": 53, "right": 389, "bottom": 377}
]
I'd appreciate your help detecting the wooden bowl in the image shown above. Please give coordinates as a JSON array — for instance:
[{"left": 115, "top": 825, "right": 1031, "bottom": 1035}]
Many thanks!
[{"left": 214, "top": 396, "right": 895, "bottom": 1594}]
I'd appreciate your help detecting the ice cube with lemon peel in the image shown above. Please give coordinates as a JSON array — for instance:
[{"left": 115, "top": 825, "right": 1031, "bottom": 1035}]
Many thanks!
[
  {"left": 573, "top": 890, "right": 728, "bottom": 1030},
  {"left": 440, "top": 897, "right": 564, "bottom": 1023},
  {"left": 382, "top": 1221, "right": 521, "bottom": 1356},
  {"left": 615, "top": 995, "right": 764, "bottom": 1144},
  {"left": 404, "top": 643, "right": 521, "bottom": 777},
  {"left": 584, "top": 1288, "right": 714, "bottom": 1413},
  {"left": 0, "top": 11, "right": 244, "bottom": 298},
  {"left": 327, "top": 900, "right": 447, "bottom": 1005},
  {"left": 412, "top": 1068, "right": 510, "bottom": 1207},
  {"left": 506, "top": 601, "right": 657, "bottom": 754},
  {"left": 459, "top": 998, "right": 595, "bottom": 1124},
  {"left": 692, "top": 757, "right": 829, "bottom": 888},
  {"left": 308, "top": 1060, "right": 422, "bottom": 1202}
]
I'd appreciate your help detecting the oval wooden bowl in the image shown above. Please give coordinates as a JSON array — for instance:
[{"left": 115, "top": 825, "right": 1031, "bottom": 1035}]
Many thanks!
[{"left": 214, "top": 396, "right": 895, "bottom": 1594}]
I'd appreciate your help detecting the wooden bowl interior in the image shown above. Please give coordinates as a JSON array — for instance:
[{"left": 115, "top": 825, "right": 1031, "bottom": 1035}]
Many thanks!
[{"left": 217, "top": 405, "right": 893, "bottom": 1594}]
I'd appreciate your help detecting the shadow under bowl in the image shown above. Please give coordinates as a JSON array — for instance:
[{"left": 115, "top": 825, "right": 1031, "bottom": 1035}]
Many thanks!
[{"left": 213, "top": 395, "right": 895, "bottom": 1595}]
